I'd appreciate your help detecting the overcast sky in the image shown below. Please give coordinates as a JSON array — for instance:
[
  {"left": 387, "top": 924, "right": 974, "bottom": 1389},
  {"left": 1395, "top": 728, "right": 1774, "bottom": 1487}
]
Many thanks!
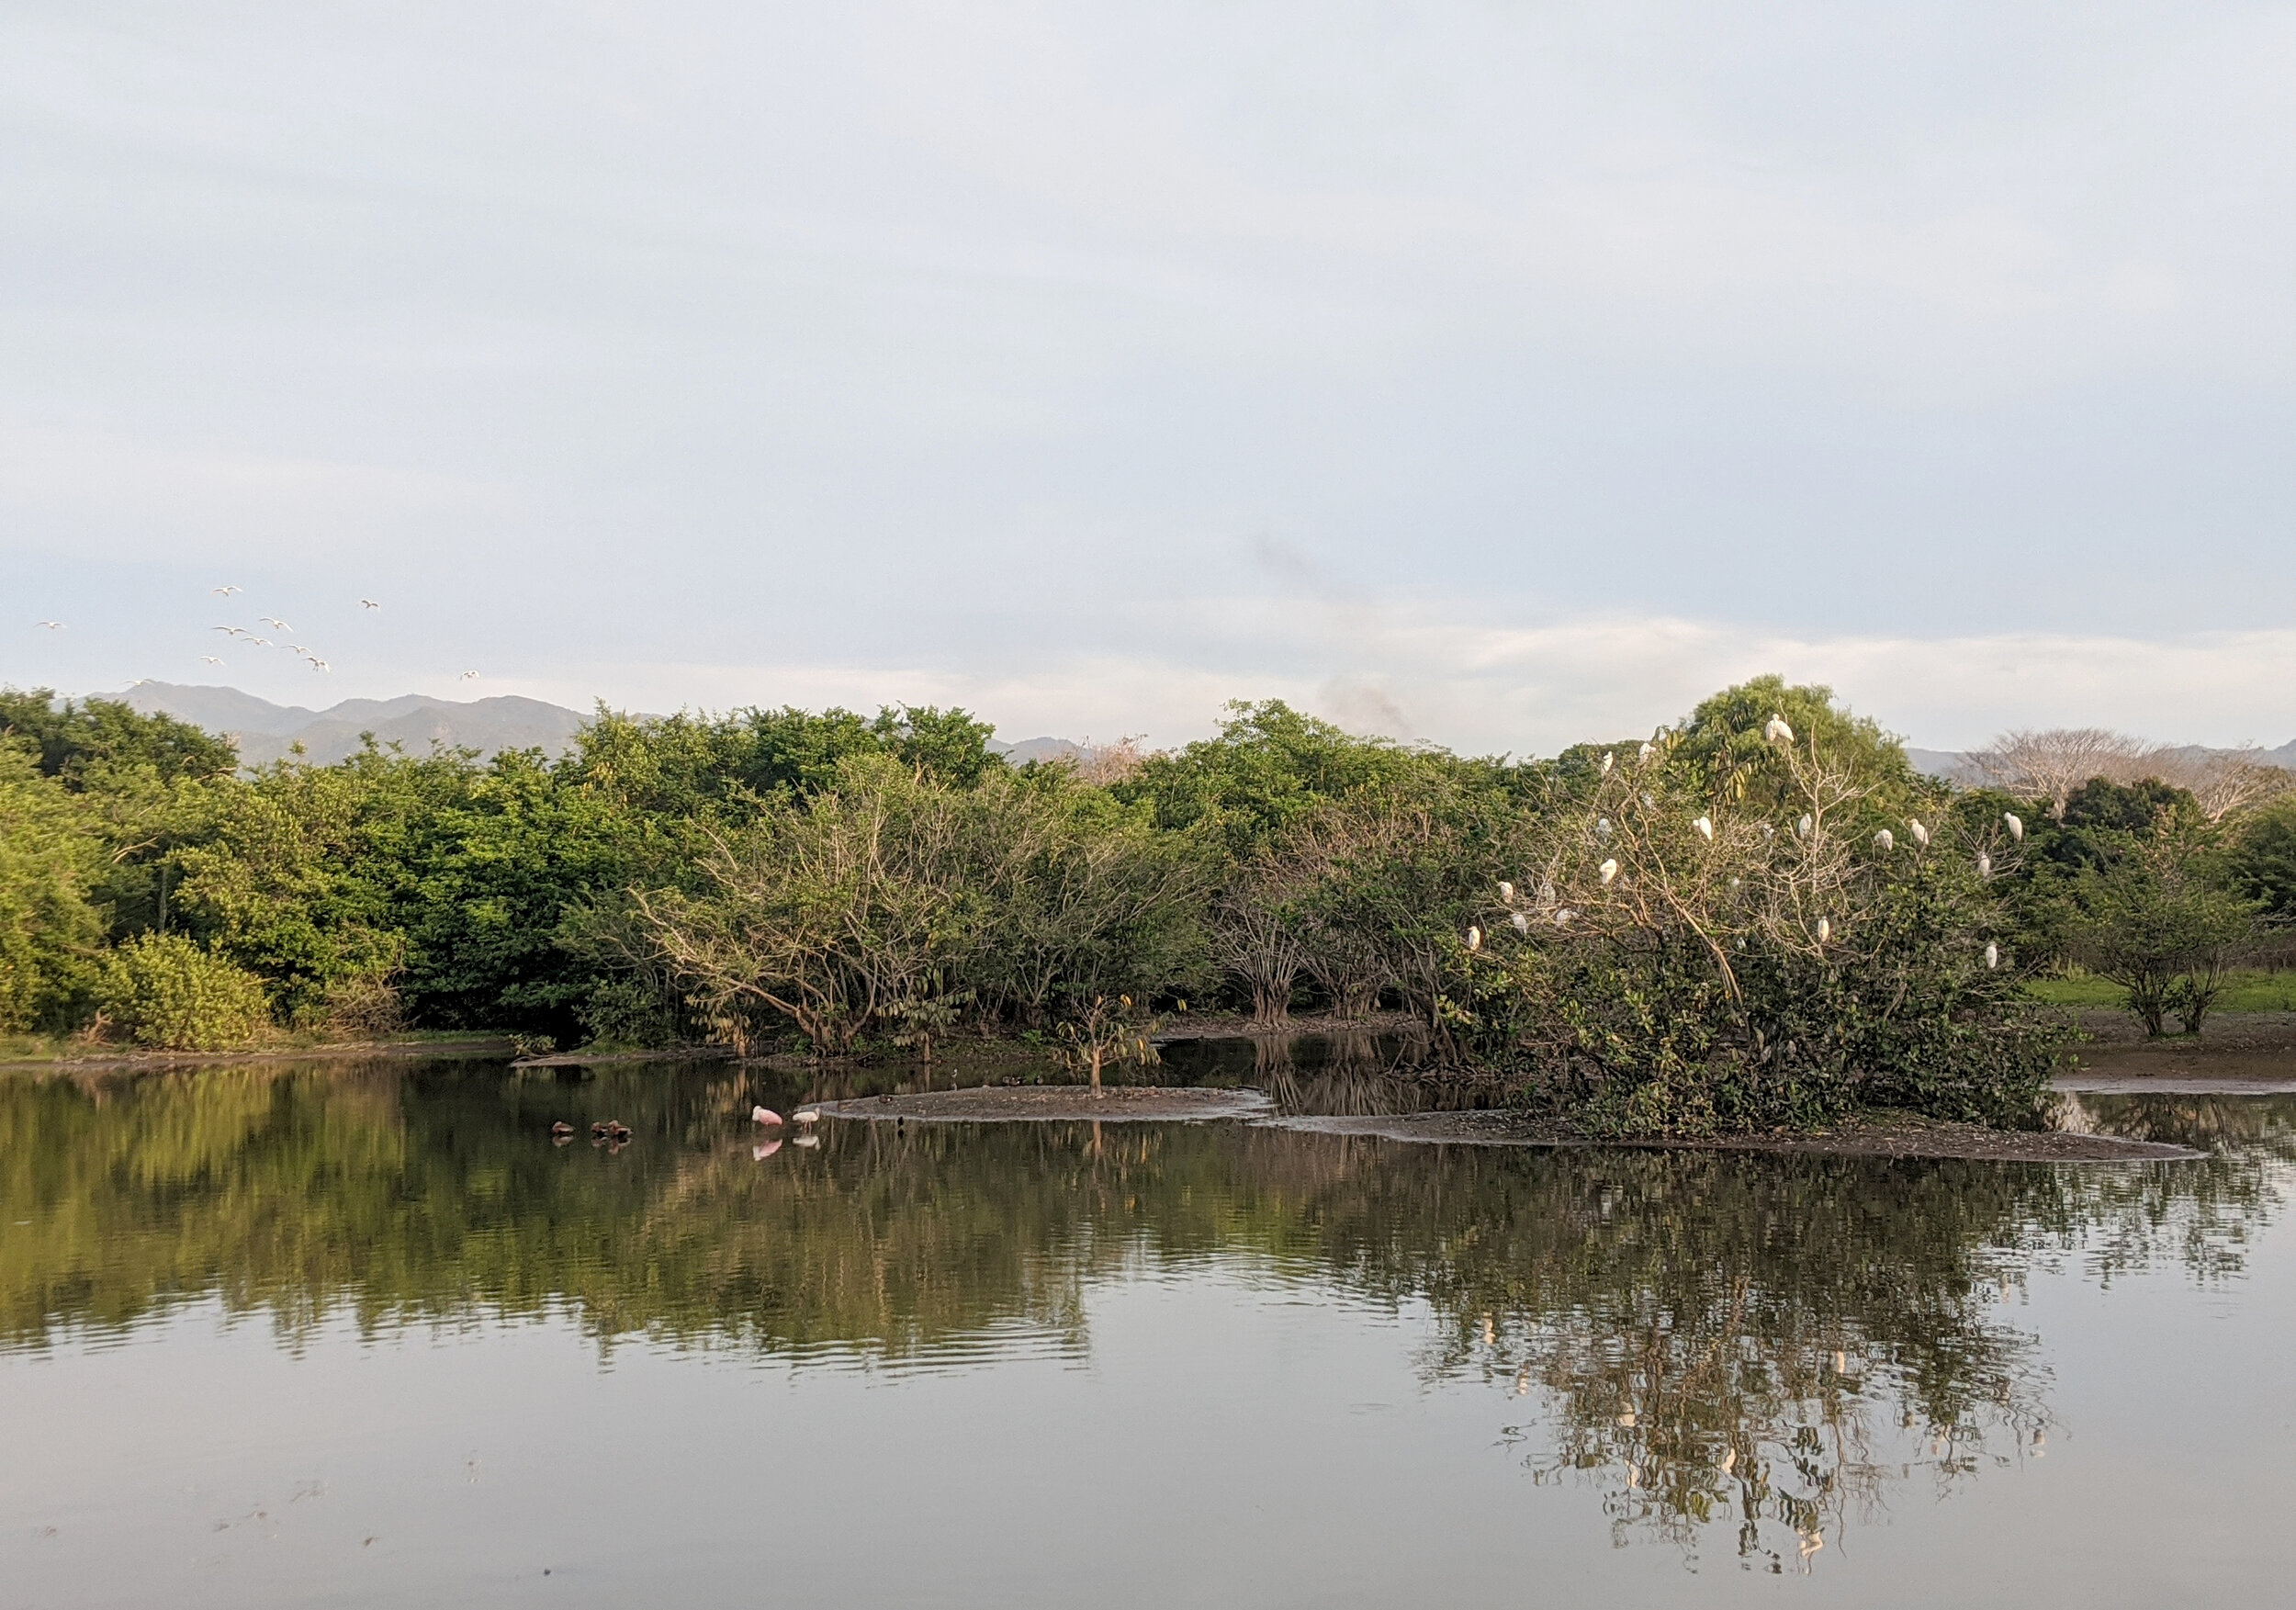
[{"left": 6, "top": 2, "right": 2294, "bottom": 753}]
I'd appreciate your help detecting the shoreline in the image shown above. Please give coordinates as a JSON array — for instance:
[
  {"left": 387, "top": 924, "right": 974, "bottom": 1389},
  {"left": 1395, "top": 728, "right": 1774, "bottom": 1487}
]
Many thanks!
[{"left": 822, "top": 1085, "right": 2202, "bottom": 1162}]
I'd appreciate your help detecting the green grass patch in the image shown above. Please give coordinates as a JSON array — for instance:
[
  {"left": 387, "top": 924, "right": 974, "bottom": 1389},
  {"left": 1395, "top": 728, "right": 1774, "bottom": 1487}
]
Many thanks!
[{"left": 2023, "top": 970, "right": 2296, "bottom": 1012}]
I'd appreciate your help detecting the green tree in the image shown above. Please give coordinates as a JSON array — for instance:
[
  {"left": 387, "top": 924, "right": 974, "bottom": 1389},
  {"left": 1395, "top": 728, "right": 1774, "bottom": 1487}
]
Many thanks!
[
  {"left": 95, "top": 931, "right": 270, "bottom": 1049},
  {"left": 0, "top": 748, "right": 107, "bottom": 1031}
]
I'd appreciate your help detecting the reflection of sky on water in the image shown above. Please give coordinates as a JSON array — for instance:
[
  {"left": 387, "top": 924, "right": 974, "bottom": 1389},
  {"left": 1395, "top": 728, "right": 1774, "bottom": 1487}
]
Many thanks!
[{"left": 3, "top": 1062, "right": 2293, "bottom": 1605}]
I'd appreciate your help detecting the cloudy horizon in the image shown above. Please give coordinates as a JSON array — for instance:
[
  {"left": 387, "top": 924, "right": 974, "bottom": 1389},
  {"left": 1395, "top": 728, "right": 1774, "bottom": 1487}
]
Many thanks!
[{"left": 8, "top": 3, "right": 2294, "bottom": 754}]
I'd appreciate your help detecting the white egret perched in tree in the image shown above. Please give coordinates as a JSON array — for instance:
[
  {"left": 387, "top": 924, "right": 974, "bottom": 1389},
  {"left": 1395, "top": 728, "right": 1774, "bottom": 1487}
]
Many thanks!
[
  {"left": 1985, "top": 941, "right": 1999, "bottom": 970},
  {"left": 1552, "top": 907, "right": 1573, "bottom": 927},
  {"left": 1796, "top": 814, "right": 1813, "bottom": 838},
  {"left": 1497, "top": 881, "right": 1514, "bottom": 904},
  {"left": 1601, "top": 751, "right": 1615, "bottom": 775},
  {"left": 1694, "top": 816, "right": 1714, "bottom": 840},
  {"left": 1908, "top": 818, "right": 1930, "bottom": 848},
  {"left": 1599, "top": 859, "right": 1619, "bottom": 885},
  {"left": 2004, "top": 812, "right": 2025, "bottom": 842},
  {"left": 1817, "top": 917, "right": 1831, "bottom": 942},
  {"left": 1977, "top": 851, "right": 1993, "bottom": 879},
  {"left": 1764, "top": 714, "right": 1794, "bottom": 745},
  {"left": 1595, "top": 816, "right": 1613, "bottom": 839},
  {"left": 1638, "top": 741, "right": 1653, "bottom": 762},
  {"left": 1511, "top": 911, "right": 1530, "bottom": 935},
  {"left": 1465, "top": 925, "right": 1482, "bottom": 952},
  {"left": 1874, "top": 828, "right": 1895, "bottom": 851}
]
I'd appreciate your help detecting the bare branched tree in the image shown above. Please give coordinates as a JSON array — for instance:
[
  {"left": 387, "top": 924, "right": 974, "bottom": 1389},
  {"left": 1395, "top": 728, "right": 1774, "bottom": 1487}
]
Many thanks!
[{"left": 1968, "top": 728, "right": 2292, "bottom": 822}]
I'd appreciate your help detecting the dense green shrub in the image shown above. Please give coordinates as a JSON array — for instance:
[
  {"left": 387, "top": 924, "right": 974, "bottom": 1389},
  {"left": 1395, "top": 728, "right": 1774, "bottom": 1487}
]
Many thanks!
[{"left": 96, "top": 933, "right": 271, "bottom": 1050}]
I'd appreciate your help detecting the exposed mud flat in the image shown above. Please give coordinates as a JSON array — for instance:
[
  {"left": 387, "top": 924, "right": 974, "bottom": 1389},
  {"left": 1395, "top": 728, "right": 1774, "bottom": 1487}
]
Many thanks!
[
  {"left": 824, "top": 1085, "right": 2199, "bottom": 1160},
  {"left": 820, "top": 1085, "right": 1274, "bottom": 1122},
  {"left": 1266, "top": 1108, "right": 2201, "bottom": 1162}
]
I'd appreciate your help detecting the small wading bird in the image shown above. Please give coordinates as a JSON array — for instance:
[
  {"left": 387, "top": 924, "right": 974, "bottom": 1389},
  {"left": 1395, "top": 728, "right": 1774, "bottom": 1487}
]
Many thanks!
[
  {"left": 1874, "top": 828, "right": 1895, "bottom": 851},
  {"left": 1817, "top": 917, "right": 1832, "bottom": 942},
  {"left": 1497, "top": 880, "right": 1514, "bottom": 903},
  {"left": 2004, "top": 812, "right": 2025, "bottom": 842},
  {"left": 750, "top": 1105, "right": 783, "bottom": 1126},
  {"left": 1638, "top": 741, "right": 1653, "bottom": 762},
  {"left": 1599, "top": 859, "right": 1619, "bottom": 885},
  {"left": 1694, "top": 816, "right": 1714, "bottom": 841},
  {"left": 793, "top": 1109, "right": 821, "bottom": 1126},
  {"left": 1985, "top": 941, "right": 1999, "bottom": 970},
  {"left": 1765, "top": 714, "right": 1794, "bottom": 745},
  {"left": 1465, "top": 925, "right": 1482, "bottom": 952},
  {"left": 1908, "top": 818, "right": 1930, "bottom": 848},
  {"left": 1977, "top": 851, "right": 1993, "bottom": 879},
  {"left": 1511, "top": 911, "right": 1530, "bottom": 935},
  {"left": 1601, "top": 751, "right": 1614, "bottom": 775},
  {"left": 1796, "top": 814, "right": 1813, "bottom": 838}
]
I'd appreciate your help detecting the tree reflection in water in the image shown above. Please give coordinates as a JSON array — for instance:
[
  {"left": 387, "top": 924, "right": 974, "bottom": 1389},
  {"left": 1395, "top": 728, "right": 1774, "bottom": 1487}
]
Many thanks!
[{"left": 1, "top": 1062, "right": 2283, "bottom": 1570}]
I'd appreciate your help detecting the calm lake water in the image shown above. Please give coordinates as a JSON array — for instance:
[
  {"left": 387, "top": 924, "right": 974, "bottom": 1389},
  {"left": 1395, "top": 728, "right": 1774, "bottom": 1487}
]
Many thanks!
[{"left": 4, "top": 1052, "right": 2294, "bottom": 1608}]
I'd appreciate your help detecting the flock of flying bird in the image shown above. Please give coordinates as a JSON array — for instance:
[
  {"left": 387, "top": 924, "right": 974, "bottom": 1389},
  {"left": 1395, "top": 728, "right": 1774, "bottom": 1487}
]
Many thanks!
[{"left": 32, "top": 583, "right": 483, "bottom": 683}]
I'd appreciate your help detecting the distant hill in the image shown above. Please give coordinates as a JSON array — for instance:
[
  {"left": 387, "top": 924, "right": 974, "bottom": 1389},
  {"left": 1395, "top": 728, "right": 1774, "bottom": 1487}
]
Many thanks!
[
  {"left": 1908, "top": 739, "right": 2296, "bottom": 786},
  {"left": 107, "top": 682, "right": 591, "bottom": 768}
]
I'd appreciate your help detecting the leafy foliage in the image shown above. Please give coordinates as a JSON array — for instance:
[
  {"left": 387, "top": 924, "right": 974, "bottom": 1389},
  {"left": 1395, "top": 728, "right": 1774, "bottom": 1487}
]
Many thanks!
[{"left": 95, "top": 932, "right": 270, "bottom": 1050}]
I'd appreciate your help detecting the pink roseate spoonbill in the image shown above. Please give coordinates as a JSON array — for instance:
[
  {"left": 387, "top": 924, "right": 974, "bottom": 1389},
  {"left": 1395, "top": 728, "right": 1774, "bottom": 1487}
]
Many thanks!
[
  {"left": 753, "top": 1141, "right": 782, "bottom": 1160},
  {"left": 750, "top": 1105, "right": 783, "bottom": 1125}
]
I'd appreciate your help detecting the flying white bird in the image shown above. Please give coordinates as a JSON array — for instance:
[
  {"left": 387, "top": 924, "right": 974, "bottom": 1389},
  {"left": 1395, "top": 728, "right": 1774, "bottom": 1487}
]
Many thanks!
[
  {"left": 36, "top": 620, "right": 64, "bottom": 629},
  {"left": 1511, "top": 911, "right": 1530, "bottom": 935},
  {"left": 1908, "top": 819, "right": 1930, "bottom": 848},
  {"left": 1817, "top": 918, "right": 1831, "bottom": 942},
  {"left": 251, "top": 637, "right": 271, "bottom": 647},
  {"left": 1694, "top": 816, "right": 1714, "bottom": 841},
  {"left": 1498, "top": 881, "right": 1515, "bottom": 903},
  {"left": 201, "top": 656, "right": 223, "bottom": 665},
  {"left": 1465, "top": 925, "right": 1482, "bottom": 952},
  {"left": 461, "top": 670, "right": 479, "bottom": 681},
  {"left": 1764, "top": 714, "right": 1794, "bottom": 745},
  {"left": 287, "top": 645, "right": 308, "bottom": 655},
  {"left": 1599, "top": 859, "right": 1619, "bottom": 885},
  {"left": 2004, "top": 812, "right": 2025, "bottom": 842},
  {"left": 211, "top": 625, "right": 237, "bottom": 635},
  {"left": 360, "top": 599, "right": 380, "bottom": 609},
  {"left": 309, "top": 659, "right": 331, "bottom": 671},
  {"left": 1874, "top": 828, "right": 1895, "bottom": 851},
  {"left": 1985, "top": 941, "right": 1999, "bottom": 970},
  {"left": 262, "top": 617, "right": 292, "bottom": 630},
  {"left": 210, "top": 585, "right": 240, "bottom": 596}
]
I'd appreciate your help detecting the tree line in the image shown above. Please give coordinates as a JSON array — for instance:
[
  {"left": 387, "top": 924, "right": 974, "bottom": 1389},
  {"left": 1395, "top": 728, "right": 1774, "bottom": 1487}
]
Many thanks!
[{"left": 5, "top": 677, "right": 2290, "bottom": 1132}]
